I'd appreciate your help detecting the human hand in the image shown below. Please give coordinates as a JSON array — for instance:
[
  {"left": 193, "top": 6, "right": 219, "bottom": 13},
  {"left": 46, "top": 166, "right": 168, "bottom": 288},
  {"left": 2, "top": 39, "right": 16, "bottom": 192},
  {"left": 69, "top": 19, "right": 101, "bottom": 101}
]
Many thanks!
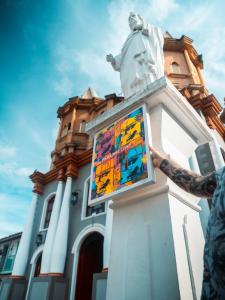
[
  {"left": 106, "top": 54, "right": 115, "bottom": 64},
  {"left": 148, "top": 145, "right": 167, "bottom": 168},
  {"left": 142, "top": 28, "right": 149, "bottom": 37}
]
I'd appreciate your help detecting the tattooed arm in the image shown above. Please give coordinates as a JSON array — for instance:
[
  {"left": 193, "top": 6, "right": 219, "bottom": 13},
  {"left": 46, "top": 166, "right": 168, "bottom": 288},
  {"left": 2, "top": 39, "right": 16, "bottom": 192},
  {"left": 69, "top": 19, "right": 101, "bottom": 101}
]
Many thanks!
[
  {"left": 149, "top": 145, "right": 217, "bottom": 198},
  {"left": 159, "top": 159, "right": 216, "bottom": 197}
]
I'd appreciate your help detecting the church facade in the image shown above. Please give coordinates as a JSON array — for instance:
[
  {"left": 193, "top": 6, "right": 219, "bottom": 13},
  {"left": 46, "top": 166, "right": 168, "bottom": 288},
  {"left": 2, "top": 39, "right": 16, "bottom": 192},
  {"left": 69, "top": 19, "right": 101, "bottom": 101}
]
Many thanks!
[{"left": 0, "top": 33, "right": 224, "bottom": 300}]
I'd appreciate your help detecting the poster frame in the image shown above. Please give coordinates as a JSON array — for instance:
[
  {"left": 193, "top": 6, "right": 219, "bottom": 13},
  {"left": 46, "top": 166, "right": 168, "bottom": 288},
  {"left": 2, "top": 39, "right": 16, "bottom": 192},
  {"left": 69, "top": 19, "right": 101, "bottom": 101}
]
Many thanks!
[{"left": 88, "top": 103, "right": 155, "bottom": 206}]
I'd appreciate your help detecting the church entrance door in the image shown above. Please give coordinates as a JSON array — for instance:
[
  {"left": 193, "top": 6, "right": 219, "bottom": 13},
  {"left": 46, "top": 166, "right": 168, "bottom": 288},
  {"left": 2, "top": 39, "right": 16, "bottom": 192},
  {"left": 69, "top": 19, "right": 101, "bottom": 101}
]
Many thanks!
[{"left": 75, "top": 232, "right": 103, "bottom": 300}]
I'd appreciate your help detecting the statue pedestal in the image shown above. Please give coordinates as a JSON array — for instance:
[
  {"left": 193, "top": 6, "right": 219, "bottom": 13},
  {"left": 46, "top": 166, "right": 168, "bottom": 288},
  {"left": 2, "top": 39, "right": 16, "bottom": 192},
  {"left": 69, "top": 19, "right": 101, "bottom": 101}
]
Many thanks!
[{"left": 86, "top": 77, "right": 213, "bottom": 300}]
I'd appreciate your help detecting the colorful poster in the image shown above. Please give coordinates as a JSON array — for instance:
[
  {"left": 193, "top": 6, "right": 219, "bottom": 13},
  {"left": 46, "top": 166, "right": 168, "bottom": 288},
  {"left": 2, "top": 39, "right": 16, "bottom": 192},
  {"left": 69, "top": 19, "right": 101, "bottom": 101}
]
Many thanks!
[{"left": 90, "top": 106, "right": 152, "bottom": 203}]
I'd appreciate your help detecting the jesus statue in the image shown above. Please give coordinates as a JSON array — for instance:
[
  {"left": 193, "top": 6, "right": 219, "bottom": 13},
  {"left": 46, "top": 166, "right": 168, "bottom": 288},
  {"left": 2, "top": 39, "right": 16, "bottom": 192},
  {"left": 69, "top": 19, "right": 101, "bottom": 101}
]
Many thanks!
[{"left": 106, "top": 12, "right": 164, "bottom": 99}]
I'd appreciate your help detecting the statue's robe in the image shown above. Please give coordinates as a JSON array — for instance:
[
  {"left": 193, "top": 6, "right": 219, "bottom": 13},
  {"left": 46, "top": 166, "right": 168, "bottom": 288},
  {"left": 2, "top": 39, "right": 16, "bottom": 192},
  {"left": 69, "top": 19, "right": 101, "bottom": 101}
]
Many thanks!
[{"left": 113, "top": 25, "right": 164, "bottom": 98}]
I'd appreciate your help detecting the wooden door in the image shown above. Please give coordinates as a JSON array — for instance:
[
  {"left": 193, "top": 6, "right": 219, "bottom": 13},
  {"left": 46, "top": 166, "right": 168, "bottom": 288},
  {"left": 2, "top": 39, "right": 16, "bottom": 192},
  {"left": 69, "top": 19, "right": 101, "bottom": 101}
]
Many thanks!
[{"left": 75, "top": 232, "right": 103, "bottom": 300}]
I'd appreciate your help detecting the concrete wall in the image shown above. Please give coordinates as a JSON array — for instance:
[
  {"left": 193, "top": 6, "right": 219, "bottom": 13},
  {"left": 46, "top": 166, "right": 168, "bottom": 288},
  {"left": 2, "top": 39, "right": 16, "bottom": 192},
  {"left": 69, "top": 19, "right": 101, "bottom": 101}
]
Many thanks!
[{"left": 106, "top": 192, "right": 180, "bottom": 300}]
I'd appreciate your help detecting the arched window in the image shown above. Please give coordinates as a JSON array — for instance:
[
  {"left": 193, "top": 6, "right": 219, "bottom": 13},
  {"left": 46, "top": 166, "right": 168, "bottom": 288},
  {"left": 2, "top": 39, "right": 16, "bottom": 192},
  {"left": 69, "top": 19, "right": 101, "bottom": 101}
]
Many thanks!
[
  {"left": 171, "top": 62, "right": 181, "bottom": 74},
  {"left": 61, "top": 122, "right": 71, "bottom": 137},
  {"left": 81, "top": 177, "right": 105, "bottom": 220},
  {"left": 79, "top": 120, "right": 86, "bottom": 133},
  {"left": 34, "top": 253, "right": 42, "bottom": 277},
  {"left": 43, "top": 196, "right": 55, "bottom": 229},
  {"left": 61, "top": 124, "right": 67, "bottom": 137},
  {"left": 40, "top": 194, "right": 55, "bottom": 231}
]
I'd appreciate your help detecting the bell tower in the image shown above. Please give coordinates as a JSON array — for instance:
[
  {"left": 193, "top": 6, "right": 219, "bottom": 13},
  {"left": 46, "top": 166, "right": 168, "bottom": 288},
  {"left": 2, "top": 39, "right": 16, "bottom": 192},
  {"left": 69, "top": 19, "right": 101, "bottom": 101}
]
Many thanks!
[{"left": 51, "top": 88, "right": 104, "bottom": 168}]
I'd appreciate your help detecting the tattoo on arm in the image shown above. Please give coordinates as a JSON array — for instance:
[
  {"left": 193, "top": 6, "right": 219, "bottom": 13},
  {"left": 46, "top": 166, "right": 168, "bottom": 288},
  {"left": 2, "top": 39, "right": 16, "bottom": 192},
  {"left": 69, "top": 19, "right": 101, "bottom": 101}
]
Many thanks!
[{"left": 160, "top": 159, "right": 217, "bottom": 198}]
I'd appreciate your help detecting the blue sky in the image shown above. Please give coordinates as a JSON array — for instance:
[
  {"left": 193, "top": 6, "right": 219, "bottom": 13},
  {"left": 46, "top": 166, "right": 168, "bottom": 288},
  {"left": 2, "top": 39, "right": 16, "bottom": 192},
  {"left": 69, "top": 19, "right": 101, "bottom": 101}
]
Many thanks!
[{"left": 0, "top": 0, "right": 225, "bottom": 238}]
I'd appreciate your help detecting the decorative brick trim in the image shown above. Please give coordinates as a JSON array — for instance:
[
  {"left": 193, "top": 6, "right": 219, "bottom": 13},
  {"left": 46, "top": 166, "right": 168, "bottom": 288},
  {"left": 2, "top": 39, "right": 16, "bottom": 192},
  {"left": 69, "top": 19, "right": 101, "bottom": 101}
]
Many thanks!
[
  {"left": 57, "top": 169, "right": 66, "bottom": 181},
  {"left": 48, "top": 272, "right": 64, "bottom": 277},
  {"left": 9, "top": 275, "right": 26, "bottom": 279},
  {"left": 66, "top": 163, "right": 78, "bottom": 178},
  {"left": 30, "top": 171, "right": 45, "bottom": 195},
  {"left": 102, "top": 268, "right": 108, "bottom": 273}
]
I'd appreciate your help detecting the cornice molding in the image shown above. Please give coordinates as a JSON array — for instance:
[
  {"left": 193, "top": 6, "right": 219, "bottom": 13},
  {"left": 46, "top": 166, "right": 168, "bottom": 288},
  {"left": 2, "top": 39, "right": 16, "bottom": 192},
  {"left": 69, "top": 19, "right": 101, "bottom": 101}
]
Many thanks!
[
  {"left": 77, "top": 148, "right": 92, "bottom": 167},
  {"left": 209, "top": 116, "right": 225, "bottom": 137},
  {"left": 57, "top": 169, "right": 66, "bottom": 181},
  {"left": 29, "top": 171, "right": 45, "bottom": 195},
  {"left": 57, "top": 95, "right": 122, "bottom": 118},
  {"left": 164, "top": 35, "right": 203, "bottom": 69},
  {"left": 30, "top": 149, "right": 93, "bottom": 189},
  {"left": 202, "top": 94, "right": 222, "bottom": 117},
  {"left": 181, "top": 90, "right": 225, "bottom": 139},
  {"left": 66, "top": 163, "right": 78, "bottom": 177},
  {"left": 167, "top": 72, "right": 191, "bottom": 79}
]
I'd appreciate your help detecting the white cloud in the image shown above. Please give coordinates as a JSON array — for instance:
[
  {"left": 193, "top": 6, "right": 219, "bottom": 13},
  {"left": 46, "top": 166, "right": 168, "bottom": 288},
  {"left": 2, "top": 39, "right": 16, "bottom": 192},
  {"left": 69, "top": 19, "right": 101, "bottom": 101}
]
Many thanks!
[
  {"left": 0, "top": 136, "right": 34, "bottom": 188},
  {"left": 0, "top": 145, "right": 16, "bottom": 157},
  {"left": 177, "top": 2, "right": 215, "bottom": 33},
  {"left": 148, "top": 0, "right": 179, "bottom": 21},
  {"left": 0, "top": 162, "right": 33, "bottom": 177},
  {"left": 51, "top": 45, "right": 76, "bottom": 97},
  {"left": 52, "top": 76, "right": 74, "bottom": 97},
  {"left": 0, "top": 193, "right": 30, "bottom": 238},
  {"left": 0, "top": 221, "right": 22, "bottom": 239}
]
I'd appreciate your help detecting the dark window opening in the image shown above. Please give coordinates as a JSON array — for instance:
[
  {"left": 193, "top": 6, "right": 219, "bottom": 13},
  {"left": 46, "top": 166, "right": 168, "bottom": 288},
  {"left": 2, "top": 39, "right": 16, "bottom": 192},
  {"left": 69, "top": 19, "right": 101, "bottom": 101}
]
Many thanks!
[
  {"left": 0, "top": 245, "right": 9, "bottom": 272},
  {"left": 171, "top": 62, "right": 181, "bottom": 74},
  {"left": 34, "top": 254, "right": 42, "bottom": 277},
  {"left": 84, "top": 178, "right": 105, "bottom": 217},
  {"left": 86, "top": 203, "right": 105, "bottom": 217},
  {"left": 44, "top": 196, "right": 55, "bottom": 229},
  {"left": 80, "top": 120, "right": 86, "bottom": 133}
]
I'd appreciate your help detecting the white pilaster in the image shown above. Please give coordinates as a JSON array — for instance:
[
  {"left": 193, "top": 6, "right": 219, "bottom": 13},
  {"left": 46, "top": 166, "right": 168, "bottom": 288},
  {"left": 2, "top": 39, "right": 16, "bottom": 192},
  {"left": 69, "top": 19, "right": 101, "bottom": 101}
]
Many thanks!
[
  {"left": 12, "top": 193, "right": 39, "bottom": 276},
  {"left": 103, "top": 201, "right": 113, "bottom": 269},
  {"left": 49, "top": 176, "right": 72, "bottom": 274},
  {"left": 189, "top": 152, "right": 200, "bottom": 174},
  {"left": 40, "top": 180, "right": 64, "bottom": 274},
  {"left": 210, "top": 138, "right": 224, "bottom": 169}
]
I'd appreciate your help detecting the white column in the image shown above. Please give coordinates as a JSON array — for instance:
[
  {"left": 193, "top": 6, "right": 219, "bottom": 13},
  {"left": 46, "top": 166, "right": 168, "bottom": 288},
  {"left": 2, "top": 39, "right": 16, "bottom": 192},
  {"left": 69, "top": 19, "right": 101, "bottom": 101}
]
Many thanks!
[
  {"left": 103, "top": 201, "right": 113, "bottom": 269},
  {"left": 12, "top": 193, "right": 39, "bottom": 276},
  {"left": 40, "top": 180, "right": 64, "bottom": 274},
  {"left": 189, "top": 152, "right": 200, "bottom": 173},
  {"left": 210, "top": 138, "right": 224, "bottom": 169},
  {"left": 49, "top": 176, "right": 72, "bottom": 274}
]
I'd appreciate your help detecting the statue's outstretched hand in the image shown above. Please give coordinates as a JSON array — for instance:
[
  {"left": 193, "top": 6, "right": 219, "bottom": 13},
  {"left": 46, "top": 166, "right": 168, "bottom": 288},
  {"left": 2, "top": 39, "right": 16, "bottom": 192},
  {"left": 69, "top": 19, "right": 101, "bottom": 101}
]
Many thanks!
[
  {"left": 106, "top": 54, "right": 115, "bottom": 65},
  {"left": 142, "top": 28, "right": 149, "bottom": 37}
]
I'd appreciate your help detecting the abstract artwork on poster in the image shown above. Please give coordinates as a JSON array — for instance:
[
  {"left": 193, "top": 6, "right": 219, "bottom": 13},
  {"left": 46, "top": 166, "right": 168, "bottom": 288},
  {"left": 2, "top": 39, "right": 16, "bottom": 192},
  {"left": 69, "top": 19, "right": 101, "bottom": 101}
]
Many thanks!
[{"left": 90, "top": 106, "right": 151, "bottom": 203}]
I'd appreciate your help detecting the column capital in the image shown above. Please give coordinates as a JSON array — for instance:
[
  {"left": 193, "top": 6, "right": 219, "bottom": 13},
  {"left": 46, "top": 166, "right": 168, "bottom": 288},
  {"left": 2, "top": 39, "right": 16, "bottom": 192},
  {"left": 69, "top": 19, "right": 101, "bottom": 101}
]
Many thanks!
[
  {"left": 66, "top": 163, "right": 78, "bottom": 178},
  {"left": 32, "top": 182, "right": 44, "bottom": 195},
  {"left": 57, "top": 169, "right": 66, "bottom": 181},
  {"left": 30, "top": 171, "right": 45, "bottom": 195}
]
